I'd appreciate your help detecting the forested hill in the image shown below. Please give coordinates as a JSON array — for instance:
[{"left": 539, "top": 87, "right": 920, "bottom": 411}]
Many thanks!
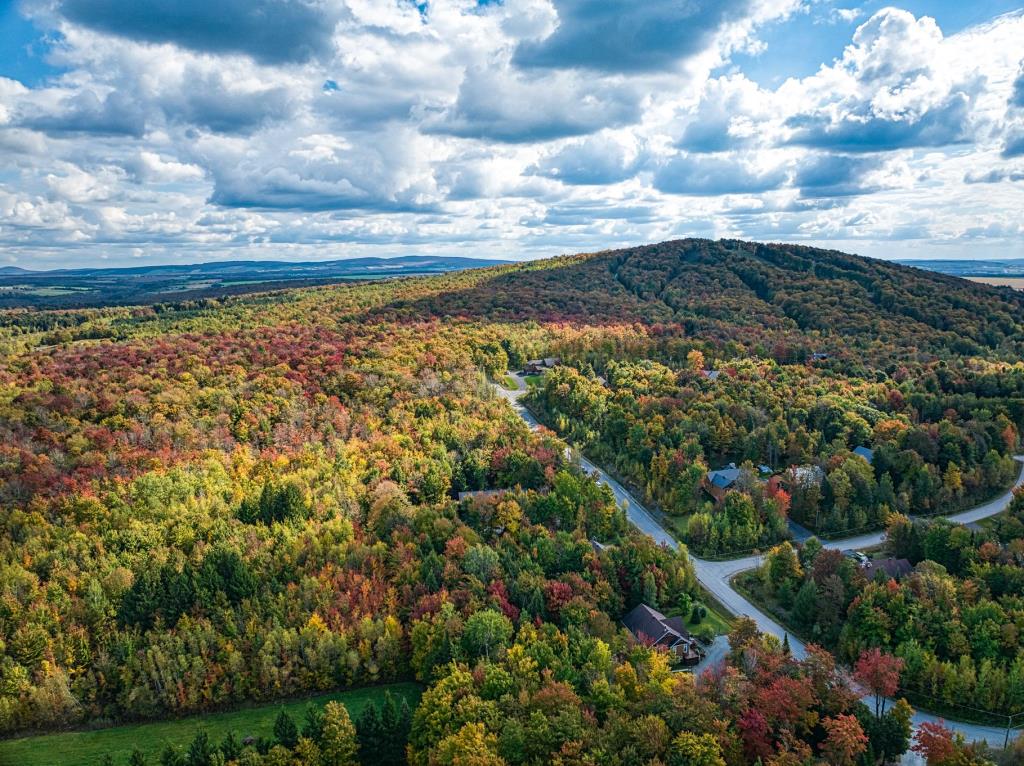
[
  {"left": 386, "top": 239, "right": 1024, "bottom": 362},
  {"left": 2, "top": 237, "right": 1024, "bottom": 764}
]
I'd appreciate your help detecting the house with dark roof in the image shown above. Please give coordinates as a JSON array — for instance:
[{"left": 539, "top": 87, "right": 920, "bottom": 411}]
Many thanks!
[
  {"left": 704, "top": 463, "right": 741, "bottom": 503},
  {"left": 523, "top": 357, "right": 562, "bottom": 375},
  {"left": 622, "top": 604, "right": 704, "bottom": 666},
  {"left": 853, "top": 446, "right": 875, "bottom": 464},
  {"left": 864, "top": 557, "right": 913, "bottom": 581}
]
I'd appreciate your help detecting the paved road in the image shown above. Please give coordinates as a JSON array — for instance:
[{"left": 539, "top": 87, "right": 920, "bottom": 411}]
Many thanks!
[{"left": 493, "top": 374, "right": 1024, "bottom": 749}]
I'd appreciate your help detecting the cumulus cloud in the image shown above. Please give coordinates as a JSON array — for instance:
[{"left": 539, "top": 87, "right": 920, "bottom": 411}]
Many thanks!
[
  {"left": 794, "top": 153, "right": 887, "bottom": 197},
  {"left": 19, "top": 88, "right": 147, "bottom": 136},
  {"left": 48, "top": 0, "right": 341, "bottom": 64},
  {"left": 199, "top": 127, "right": 442, "bottom": 212},
  {"left": 653, "top": 153, "right": 787, "bottom": 196},
  {"left": 423, "top": 65, "right": 641, "bottom": 143},
  {"left": 963, "top": 167, "right": 1024, "bottom": 184},
  {"left": 531, "top": 132, "right": 646, "bottom": 185},
  {"left": 1, "top": 2, "right": 1023, "bottom": 267},
  {"left": 1003, "top": 131, "right": 1024, "bottom": 158},
  {"left": 513, "top": 0, "right": 758, "bottom": 73},
  {"left": 1012, "top": 64, "right": 1024, "bottom": 107},
  {"left": 782, "top": 9, "right": 982, "bottom": 152}
]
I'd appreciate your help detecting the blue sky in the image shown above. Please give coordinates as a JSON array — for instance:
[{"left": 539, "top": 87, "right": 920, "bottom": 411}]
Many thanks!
[{"left": 0, "top": 0, "right": 1022, "bottom": 268}]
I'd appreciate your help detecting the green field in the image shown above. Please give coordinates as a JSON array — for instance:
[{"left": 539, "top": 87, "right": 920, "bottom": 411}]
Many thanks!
[{"left": 0, "top": 683, "right": 421, "bottom": 766}]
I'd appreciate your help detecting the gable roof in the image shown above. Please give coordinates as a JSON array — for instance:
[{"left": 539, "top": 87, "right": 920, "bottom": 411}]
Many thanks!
[
  {"left": 622, "top": 603, "right": 690, "bottom": 646},
  {"left": 853, "top": 446, "right": 875, "bottom": 464},
  {"left": 866, "top": 557, "right": 912, "bottom": 580},
  {"left": 707, "top": 463, "right": 740, "bottom": 489}
]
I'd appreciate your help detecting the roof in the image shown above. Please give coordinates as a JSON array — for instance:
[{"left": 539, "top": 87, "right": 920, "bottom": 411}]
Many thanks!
[
  {"left": 853, "top": 446, "right": 875, "bottom": 464},
  {"left": 866, "top": 557, "right": 913, "bottom": 580},
  {"left": 707, "top": 463, "right": 740, "bottom": 489},
  {"left": 757, "top": 464, "right": 773, "bottom": 475},
  {"left": 700, "top": 370, "right": 721, "bottom": 381},
  {"left": 622, "top": 603, "right": 690, "bottom": 646}
]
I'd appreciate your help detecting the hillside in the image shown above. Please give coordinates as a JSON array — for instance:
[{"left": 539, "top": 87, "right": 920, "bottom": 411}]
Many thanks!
[
  {"left": 384, "top": 239, "right": 1024, "bottom": 362},
  {"left": 1, "top": 239, "right": 1024, "bottom": 764}
]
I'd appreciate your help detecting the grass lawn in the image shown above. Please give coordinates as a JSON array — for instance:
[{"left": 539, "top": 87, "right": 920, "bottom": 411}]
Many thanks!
[
  {"left": 686, "top": 598, "right": 733, "bottom": 636},
  {"left": 500, "top": 374, "right": 519, "bottom": 391},
  {"left": 523, "top": 374, "right": 544, "bottom": 387},
  {"left": 0, "top": 682, "right": 421, "bottom": 766}
]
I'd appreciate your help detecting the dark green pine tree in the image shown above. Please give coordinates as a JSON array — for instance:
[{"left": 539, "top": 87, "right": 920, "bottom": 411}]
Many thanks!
[
  {"left": 782, "top": 633, "right": 791, "bottom": 655},
  {"left": 356, "top": 700, "right": 384, "bottom": 763},
  {"left": 302, "top": 702, "right": 325, "bottom": 741},
  {"left": 129, "top": 748, "right": 147, "bottom": 766},
  {"left": 185, "top": 731, "right": 216, "bottom": 766},
  {"left": 219, "top": 731, "right": 242, "bottom": 762},
  {"left": 274, "top": 709, "right": 300, "bottom": 749},
  {"left": 159, "top": 745, "right": 185, "bottom": 766}
]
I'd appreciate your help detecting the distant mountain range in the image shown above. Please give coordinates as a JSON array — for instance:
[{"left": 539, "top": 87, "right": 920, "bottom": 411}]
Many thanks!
[
  {"left": 897, "top": 259, "right": 1024, "bottom": 277},
  {"left": 0, "top": 255, "right": 511, "bottom": 308}
]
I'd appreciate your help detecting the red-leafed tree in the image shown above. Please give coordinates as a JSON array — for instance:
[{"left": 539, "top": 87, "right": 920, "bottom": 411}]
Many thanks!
[
  {"left": 854, "top": 647, "right": 904, "bottom": 717},
  {"left": 820, "top": 714, "right": 868, "bottom": 766},
  {"left": 912, "top": 721, "right": 957, "bottom": 765}
]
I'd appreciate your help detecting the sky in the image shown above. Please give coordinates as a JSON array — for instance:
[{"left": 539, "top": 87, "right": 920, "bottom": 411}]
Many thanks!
[{"left": 0, "top": 1, "right": 1023, "bottom": 269}]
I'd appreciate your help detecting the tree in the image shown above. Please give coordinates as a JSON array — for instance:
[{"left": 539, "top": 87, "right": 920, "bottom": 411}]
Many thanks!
[
  {"left": 820, "top": 714, "right": 868, "bottom": 766},
  {"left": 274, "top": 709, "right": 299, "bottom": 749},
  {"left": 159, "top": 746, "right": 185, "bottom": 766},
  {"left": 668, "top": 730, "right": 725, "bottom": 766},
  {"left": 185, "top": 731, "right": 216, "bottom": 766},
  {"left": 687, "top": 349, "right": 705, "bottom": 372},
  {"left": 219, "top": 732, "right": 242, "bottom": 762},
  {"left": 854, "top": 648, "right": 904, "bottom": 717},
  {"left": 462, "top": 609, "right": 513, "bottom": 662},
  {"left": 129, "top": 748, "right": 147, "bottom": 766},
  {"left": 357, "top": 700, "right": 383, "bottom": 763},
  {"left": 766, "top": 542, "right": 802, "bottom": 589},
  {"left": 791, "top": 580, "right": 818, "bottom": 631},
  {"left": 321, "top": 701, "right": 359, "bottom": 766},
  {"left": 302, "top": 704, "right": 324, "bottom": 741},
  {"left": 912, "top": 721, "right": 957, "bottom": 765},
  {"left": 433, "top": 722, "right": 506, "bottom": 766}
]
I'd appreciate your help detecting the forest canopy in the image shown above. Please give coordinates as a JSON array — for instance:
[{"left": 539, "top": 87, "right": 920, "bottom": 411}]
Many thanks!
[{"left": 1, "top": 239, "right": 1023, "bottom": 765}]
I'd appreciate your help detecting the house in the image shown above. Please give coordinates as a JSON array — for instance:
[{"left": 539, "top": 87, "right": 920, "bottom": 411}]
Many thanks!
[
  {"left": 757, "top": 464, "right": 773, "bottom": 476},
  {"left": 864, "top": 557, "right": 912, "bottom": 581},
  {"left": 622, "top": 603, "right": 704, "bottom": 666},
  {"left": 809, "top": 352, "right": 830, "bottom": 362},
  {"left": 704, "top": 463, "right": 741, "bottom": 503},
  {"left": 700, "top": 369, "right": 721, "bottom": 381},
  {"left": 523, "top": 357, "right": 562, "bottom": 375},
  {"left": 589, "top": 538, "right": 609, "bottom": 554},
  {"left": 853, "top": 446, "right": 875, "bottom": 465}
]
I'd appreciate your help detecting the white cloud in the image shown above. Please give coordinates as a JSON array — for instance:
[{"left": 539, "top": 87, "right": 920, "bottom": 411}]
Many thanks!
[{"left": 0, "top": 3, "right": 1022, "bottom": 267}]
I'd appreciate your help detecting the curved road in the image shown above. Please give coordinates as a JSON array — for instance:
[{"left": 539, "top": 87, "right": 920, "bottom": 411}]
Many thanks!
[{"left": 493, "top": 376, "right": 1024, "bottom": 749}]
